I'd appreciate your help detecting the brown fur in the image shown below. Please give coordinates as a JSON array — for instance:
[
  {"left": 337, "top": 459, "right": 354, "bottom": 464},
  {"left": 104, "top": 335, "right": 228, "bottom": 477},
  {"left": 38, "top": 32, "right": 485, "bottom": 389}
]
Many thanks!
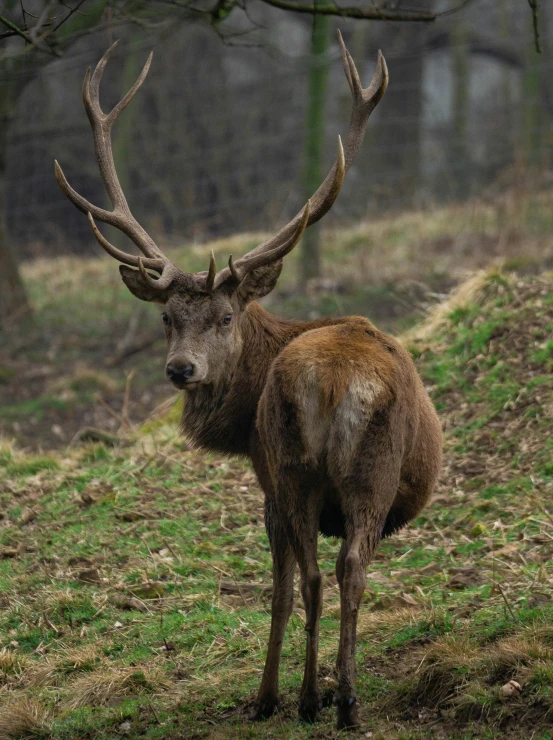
[{"left": 121, "top": 264, "right": 442, "bottom": 729}]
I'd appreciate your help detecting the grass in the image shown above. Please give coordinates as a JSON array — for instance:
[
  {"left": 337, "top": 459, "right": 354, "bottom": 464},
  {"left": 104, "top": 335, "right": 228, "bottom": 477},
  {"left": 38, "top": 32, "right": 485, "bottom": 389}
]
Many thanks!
[{"left": 2, "top": 269, "right": 553, "bottom": 737}]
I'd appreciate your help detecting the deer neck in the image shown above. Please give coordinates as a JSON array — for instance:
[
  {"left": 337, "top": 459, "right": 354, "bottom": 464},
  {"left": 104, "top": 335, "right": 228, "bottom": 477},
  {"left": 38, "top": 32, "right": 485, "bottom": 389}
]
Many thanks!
[{"left": 180, "top": 302, "right": 312, "bottom": 456}]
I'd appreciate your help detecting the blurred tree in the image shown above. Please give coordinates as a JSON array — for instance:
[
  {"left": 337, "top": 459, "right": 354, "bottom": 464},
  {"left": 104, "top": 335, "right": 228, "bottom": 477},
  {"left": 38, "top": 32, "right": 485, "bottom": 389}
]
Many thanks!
[
  {"left": 301, "top": 5, "right": 330, "bottom": 287},
  {"left": 367, "top": 2, "right": 434, "bottom": 207},
  {"left": 448, "top": 15, "right": 470, "bottom": 198},
  {"left": 0, "top": 0, "right": 500, "bottom": 321},
  {"left": 0, "top": 65, "right": 30, "bottom": 322},
  {"left": 0, "top": 0, "right": 107, "bottom": 324},
  {"left": 523, "top": 27, "right": 543, "bottom": 168},
  {"left": 0, "top": 0, "right": 191, "bottom": 326}
]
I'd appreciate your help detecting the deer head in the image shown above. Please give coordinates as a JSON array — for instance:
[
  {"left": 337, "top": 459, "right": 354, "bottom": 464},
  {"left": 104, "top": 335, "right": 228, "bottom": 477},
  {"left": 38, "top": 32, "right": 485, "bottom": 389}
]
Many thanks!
[{"left": 55, "top": 34, "right": 388, "bottom": 390}]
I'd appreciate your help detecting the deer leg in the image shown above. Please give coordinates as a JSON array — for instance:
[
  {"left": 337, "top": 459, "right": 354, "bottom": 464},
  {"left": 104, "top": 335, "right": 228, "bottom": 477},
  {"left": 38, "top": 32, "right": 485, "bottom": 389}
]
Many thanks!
[
  {"left": 252, "top": 500, "right": 296, "bottom": 720},
  {"left": 335, "top": 539, "right": 348, "bottom": 675},
  {"left": 335, "top": 455, "right": 400, "bottom": 730},
  {"left": 335, "top": 529, "right": 373, "bottom": 730},
  {"left": 294, "top": 523, "right": 323, "bottom": 722}
]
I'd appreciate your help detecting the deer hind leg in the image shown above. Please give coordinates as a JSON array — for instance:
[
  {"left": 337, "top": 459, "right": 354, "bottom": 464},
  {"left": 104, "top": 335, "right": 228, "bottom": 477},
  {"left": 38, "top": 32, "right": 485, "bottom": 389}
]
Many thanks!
[
  {"left": 296, "top": 522, "right": 323, "bottom": 722},
  {"left": 271, "top": 467, "right": 323, "bottom": 723},
  {"left": 253, "top": 499, "right": 296, "bottom": 720},
  {"left": 335, "top": 529, "right": 374, "bottom": 730},
  {"left": 334, "top": 456, "right": 401, "bottom": 730}
]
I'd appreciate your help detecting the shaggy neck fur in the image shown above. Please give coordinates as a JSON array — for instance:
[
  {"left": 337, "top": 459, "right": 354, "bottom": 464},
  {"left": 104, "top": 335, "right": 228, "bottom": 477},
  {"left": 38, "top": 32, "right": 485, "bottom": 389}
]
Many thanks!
[{"left": 180, "top": 302, "right": 338, "bottom": 456}]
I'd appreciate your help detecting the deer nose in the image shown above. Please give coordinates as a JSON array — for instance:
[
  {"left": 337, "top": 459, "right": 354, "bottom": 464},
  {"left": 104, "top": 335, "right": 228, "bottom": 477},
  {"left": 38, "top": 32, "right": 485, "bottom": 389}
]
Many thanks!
[{"left": 166, "top": 363, "right": 195, "bottom": 385}]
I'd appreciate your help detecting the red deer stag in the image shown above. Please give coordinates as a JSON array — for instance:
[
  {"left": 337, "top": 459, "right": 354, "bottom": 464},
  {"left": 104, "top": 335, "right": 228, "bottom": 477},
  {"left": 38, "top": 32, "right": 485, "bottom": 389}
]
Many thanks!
[{"left": 55, "top": 34, "right": 442, "bottom": 730}]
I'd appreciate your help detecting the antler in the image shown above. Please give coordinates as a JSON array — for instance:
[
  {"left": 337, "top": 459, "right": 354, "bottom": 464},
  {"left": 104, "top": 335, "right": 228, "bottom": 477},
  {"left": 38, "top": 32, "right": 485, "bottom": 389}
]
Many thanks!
[
  {"left": 209, "top": 30, "right": 388, "bottom": 290},
  {"left": 55, "top": 42, "right": 180, "bottom": 286},
  {"left": 56, "top": 33, "right": 387, "bottom": 295}
]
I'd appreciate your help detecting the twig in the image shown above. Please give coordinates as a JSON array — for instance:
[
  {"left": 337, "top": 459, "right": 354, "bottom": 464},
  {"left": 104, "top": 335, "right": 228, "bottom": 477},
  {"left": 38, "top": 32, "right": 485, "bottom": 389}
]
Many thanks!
[
  {"left": 495, "top": 581, "right": 517, "bottom": 621},
  {"left": 148, "top": 702, "right": 161, "bottom": 724},
  {"left": 527, "top": 0, "right": 541, "bottom": 54},
  {"left": 52, "top": 0, "right": 88, "bottom": 33},
  {"left": 105, "top": 334, "right": 159, "bottom": 367},
  {"left": 0, "top": 15, "right": 32, "bottom": 43},
  {"left": 119, "top": 369, "right": 136, "bottom": 433},
  {"left": 129, "top": 454, "right": 158, "bottom": 476},
  {"left": 203, "top": 560, "right": 251, "bottom": 608},
  {"left": 95, "top": 394, "right": 125, "bottom": 425},
  {"left": 163, "top": 540, "right": 182, "bottom": 563},
  {"left": 70, "top": 427, "right": 120, "bottom": 447}
]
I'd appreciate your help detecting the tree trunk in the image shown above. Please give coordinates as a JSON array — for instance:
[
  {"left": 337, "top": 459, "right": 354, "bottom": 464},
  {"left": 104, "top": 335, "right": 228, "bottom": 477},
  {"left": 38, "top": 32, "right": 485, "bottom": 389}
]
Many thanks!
[
  {"left": 448, "top": 16, "right": 470, "bottom": 199},
  {"left": 300, "top": 7, "right": 331, "bottom": 288},
  {"left": 520, "top": 0, "right": 547, "bottom": 171},
  {"left": 369, "top": 1, "right": 433, "bottom": 207},
  {"left": 0, "top": 76, "right": 31, "bottom": 325},
  {"left": 0, "top": 215, "right": 30, "bottom": 323}
]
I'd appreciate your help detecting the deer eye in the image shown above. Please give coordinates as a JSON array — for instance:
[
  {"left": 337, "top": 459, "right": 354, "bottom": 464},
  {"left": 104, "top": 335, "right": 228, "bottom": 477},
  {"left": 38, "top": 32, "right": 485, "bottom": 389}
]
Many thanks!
[
  {"left": 222, "top": 314, "right": 232, "bottom": 326},
  {"left": 162, "top": 313, "right": 169, "bottom": 325}
]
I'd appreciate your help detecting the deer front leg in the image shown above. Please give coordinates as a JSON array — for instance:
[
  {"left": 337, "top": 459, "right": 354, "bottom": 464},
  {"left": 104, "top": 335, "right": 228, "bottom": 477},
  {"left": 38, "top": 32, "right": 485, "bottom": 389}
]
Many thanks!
[{"left": 252, "top": 500, "right": 296, "bottom": 720}]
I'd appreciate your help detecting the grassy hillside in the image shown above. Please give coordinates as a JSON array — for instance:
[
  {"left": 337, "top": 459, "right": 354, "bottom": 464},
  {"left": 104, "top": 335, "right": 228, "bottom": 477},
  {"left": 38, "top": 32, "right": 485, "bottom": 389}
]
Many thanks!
[
  {"left": 3, "top": 189, "right": 553, "bottom": 450},
  {"left": 2, "top": 270, "right": 553, "bottom": 738}
]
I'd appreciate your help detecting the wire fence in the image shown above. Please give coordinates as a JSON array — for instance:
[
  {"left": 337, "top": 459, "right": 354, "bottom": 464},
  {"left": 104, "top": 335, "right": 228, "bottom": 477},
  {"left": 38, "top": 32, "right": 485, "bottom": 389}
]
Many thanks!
[{"left": 4, "top": 0, "right": 553, "bottom": 258}]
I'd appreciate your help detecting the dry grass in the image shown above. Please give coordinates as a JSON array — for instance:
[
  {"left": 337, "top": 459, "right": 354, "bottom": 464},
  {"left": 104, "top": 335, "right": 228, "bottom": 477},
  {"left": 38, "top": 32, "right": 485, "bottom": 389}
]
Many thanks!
[
  {"left": 0, "top": 697, "right": 52, "bottom": 740},
  {"left": 410, "top": 636, "right": 482, "bottom": 707},
  {"left": 390, "top": 607, "right": 553, "bottom": 722},
  {"left": 23, "top": 646, "right": 102, "bottom": 690},
  {"left": 54, "top": 646, "right": 102, "bottom": 674},
  {"left": 401, "top": 267, "right": 500, "bottom": 347},
  {"left": 0, "top": 650, "right": 28, "bottom": 685},
  {"left": 63, "top": 664, "right": 175, "bottom": 710},
  {"left": 47, "top": 365, "right": 117, "bottom": 395}
]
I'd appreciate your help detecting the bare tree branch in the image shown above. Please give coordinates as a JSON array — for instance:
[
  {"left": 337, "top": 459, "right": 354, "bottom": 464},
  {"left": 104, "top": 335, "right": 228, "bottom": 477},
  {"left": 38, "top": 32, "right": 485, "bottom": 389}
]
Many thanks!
[
  {"left": 0, "top": 15, "right": 33, "bottom": 43},
  {"left": 527, "top": 0, "right": 541, "bottom": 54},
  {"left": 52, "top": 0, "right": 88, "bottom": 34},
  {"left": 256, "top": 0, "right": 437, "bottom": 22}
]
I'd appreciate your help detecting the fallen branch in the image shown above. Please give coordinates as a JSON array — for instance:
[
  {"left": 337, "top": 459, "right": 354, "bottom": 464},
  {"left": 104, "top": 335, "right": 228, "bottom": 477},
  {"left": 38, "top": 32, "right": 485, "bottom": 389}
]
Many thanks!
[{"left": 70, "top": 427, "right": 121, "bottom": 447}]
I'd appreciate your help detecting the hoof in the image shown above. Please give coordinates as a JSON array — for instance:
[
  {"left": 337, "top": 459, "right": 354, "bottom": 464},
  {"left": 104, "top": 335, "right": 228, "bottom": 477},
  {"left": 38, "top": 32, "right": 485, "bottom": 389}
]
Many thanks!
[
  {"left": 298, "top": 692, "right": 322, "bottom": 723},
  {"left": 335, "top": 695, "right": 359, "bottom": 731},
  {"left": 250, "top": 695, "right": 280, "bottom": 721}
]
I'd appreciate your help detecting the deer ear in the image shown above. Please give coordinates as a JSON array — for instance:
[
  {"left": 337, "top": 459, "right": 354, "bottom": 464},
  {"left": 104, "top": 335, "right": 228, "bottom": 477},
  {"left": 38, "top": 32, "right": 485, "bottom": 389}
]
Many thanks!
[
  {"left": 236, "top": 261, "right": 282, "bottom": 305},
  {"left": 119, "top": 265, "right": 169, "bottom": 303}
]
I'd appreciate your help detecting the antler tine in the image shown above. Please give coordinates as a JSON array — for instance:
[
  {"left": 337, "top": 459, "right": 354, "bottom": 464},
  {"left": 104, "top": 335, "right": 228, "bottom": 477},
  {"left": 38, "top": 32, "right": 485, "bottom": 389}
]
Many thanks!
[
  {"left": 205, "top": 251, "right": 217, "bottom": 292},
  {"left": 108, "top": 52, "right": 153, "bottom": 126},
  {"left": 55, "top": 160, "right": 113, "bottom": 224},
  {"left": 56, "top": 43, "right": 167, "bottom": 274},
  {"left": 88, "top": 41, "right": 119, "bottom": 102},
  {"left": 87, "top": 213, "right": 164, "bottom": 271},
  {"left": 337, "top": 31, "right": 388, "bottom": 169},
  {"left": 83, "top": 42, "right": 154, "bottom": 130},
  {"left": 138, "top": 257, "right": 180, "bottom": 291},
  {"left": 208, "top": 33, "right": 387, "bottom": 289},
  {"left": 228, "top": 254, "right": 240, "bottom": 283},
  {"left": 213, "top": 202, "right": 310, "bottom": 290}
]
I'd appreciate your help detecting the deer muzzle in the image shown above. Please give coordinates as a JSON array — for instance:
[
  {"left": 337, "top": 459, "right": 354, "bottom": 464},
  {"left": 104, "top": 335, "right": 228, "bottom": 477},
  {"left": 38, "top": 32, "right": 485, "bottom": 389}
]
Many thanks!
[{"left": 166, "top": 360, "right": 204, "bottom": 389}]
